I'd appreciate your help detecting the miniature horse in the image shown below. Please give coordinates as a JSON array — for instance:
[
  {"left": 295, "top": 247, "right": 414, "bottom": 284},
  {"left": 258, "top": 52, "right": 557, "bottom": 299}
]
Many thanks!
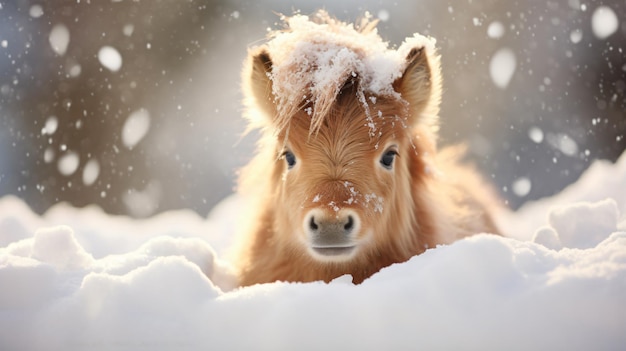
[{"left": 234, "top": 11, "right": 500, "bottom": 286}]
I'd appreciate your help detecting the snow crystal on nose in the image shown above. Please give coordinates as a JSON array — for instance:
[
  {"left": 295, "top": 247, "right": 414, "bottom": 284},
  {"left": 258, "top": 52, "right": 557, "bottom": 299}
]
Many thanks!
[
  {"left": 364, "top": 193, "right": 384, "bottom": 213},
  {"left": 328, "top": 201, "right": 340, "bottom": 212},
  {"left": 342, "top": 181, "right": 360, "bottom": 206}
]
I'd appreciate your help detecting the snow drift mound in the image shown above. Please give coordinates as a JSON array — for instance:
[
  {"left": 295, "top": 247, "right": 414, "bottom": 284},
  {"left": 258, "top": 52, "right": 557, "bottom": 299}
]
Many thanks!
[{"left": 1, "top": 152, "right": 625, "bottom": 350}]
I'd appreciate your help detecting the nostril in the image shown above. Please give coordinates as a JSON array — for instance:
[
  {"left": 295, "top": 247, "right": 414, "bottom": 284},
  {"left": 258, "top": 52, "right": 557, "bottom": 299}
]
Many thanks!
[
  {"left": 344, "top": 215, "right": 354, "bottom": 232},
  {"left": 309, "top": 216, "right": 319, "bottom": 231}
]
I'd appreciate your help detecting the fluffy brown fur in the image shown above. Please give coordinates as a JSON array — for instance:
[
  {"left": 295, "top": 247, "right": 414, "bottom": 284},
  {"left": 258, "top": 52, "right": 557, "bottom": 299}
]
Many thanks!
[{"left": 234, "top": 11, "right": 501, "bottom": 286}]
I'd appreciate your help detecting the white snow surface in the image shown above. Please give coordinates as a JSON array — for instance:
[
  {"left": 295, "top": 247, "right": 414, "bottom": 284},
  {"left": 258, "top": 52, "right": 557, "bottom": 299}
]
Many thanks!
[{"left": 1, "top": 152, "right": 626, "bottom": 350}]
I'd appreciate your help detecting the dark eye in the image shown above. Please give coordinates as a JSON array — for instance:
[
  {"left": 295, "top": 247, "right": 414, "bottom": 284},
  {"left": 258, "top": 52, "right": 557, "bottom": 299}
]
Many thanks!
[
  {"left": 283, "top": 150, "right": 296, "bottom": 169},
  {"left": 380, "top": 149, "right": 397, "bottom": 169}
]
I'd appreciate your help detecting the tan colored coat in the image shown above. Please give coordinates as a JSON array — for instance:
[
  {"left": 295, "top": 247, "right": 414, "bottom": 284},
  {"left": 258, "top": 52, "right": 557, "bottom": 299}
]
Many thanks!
[{"left": 234, "top": 11, "right": 501, "bottom": 286}]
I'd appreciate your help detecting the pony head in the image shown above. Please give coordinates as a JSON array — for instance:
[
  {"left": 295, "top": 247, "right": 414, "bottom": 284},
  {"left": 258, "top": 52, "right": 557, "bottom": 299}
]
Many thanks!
[{"left": 240, "top": 11, "right": 442, "bottom": 264}]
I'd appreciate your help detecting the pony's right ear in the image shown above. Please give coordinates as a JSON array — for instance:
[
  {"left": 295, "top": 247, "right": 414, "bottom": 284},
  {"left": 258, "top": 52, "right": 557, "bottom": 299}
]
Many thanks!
[
  {"left": 242, "top": 46, "right": 276, "bottom": 126},
  {"left": 393, "top": 43, "right": 442, "bottom": 130}
]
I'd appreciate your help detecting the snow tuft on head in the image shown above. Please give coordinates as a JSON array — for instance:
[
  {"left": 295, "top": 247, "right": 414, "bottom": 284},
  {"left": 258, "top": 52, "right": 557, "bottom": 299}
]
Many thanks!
[{"left": 264, "top": 10, "right": 436, "bottom": 134}]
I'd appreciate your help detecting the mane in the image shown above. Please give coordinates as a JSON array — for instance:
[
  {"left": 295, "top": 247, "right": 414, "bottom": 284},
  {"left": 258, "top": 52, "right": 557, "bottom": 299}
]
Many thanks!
[{"left": 259, "top": 10, "right": 438, "bottom": 136}]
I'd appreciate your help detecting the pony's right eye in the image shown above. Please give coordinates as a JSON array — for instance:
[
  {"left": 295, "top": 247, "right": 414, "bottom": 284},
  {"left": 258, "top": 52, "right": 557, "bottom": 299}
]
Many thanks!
[
  {"left": 379, "top": 148, "right": 398, "bottom": 170},
  {"left": 282, "top": 150, "right": 296, "bottom": 169}
]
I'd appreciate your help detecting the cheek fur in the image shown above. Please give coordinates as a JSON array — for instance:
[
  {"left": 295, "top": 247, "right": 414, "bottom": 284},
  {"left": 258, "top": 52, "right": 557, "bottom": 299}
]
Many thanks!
[{"left": 276, "top": 169, "right": 310, "bottom": 239}]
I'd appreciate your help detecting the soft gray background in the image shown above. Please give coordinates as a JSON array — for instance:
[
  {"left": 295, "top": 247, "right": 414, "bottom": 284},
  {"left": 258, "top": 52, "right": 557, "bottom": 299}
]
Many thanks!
[{"left": 0, "top": 0, "right": 624, "bottom": 217}]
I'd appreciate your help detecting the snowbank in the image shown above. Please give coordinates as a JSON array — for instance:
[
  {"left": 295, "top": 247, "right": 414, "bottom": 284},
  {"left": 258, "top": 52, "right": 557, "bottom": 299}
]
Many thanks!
[{"left": 1, "top": 152, "right": 625, "bottom": 350}]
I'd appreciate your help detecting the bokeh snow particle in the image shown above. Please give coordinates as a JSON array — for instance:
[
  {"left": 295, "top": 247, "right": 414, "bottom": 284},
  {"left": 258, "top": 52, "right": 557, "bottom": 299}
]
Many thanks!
[
  {"left": 82, "top": 159, "right": 100, "bottom": 186},
  {"left": 123, "top": 24, "right": 134, "bottom": 37},
  {"left": 42, "top": 116, "right": 58, "bottom": 135},
  {"left": 57, "top": 151, "right": 80, "bottom": 176},
  {"left": 569, "top": 29, "right": 583, "bottom": 44},
  {"left": 68, "top": 64, "right": 82, "bottom": 78},
  {"left": 568, "top": 0, "right": 582, "bottom": 10},
  {"left": 489, "top": 48, "right": 516, "bottom": 89},
  {"left": 528, "top": 127, "right": 544, "bottom": 143},
  {"left": 547, "top": 133, "right": 579, "bottom": 157},
  {"left": 378, "top": 10, "right": 390, "bottom": 22},
  {"left": 487, "top": 21, "right": 505, "bottom": 39},
  {"left": 591, "top": 6, "right": 618, "bottom": 39},
  {"left": 43, "top": 147, "right": 55, "bottom": 163},
  {"left": 29, "top": 4, "right": 44, "bottom": 18},
  {"left": 557, "top": 134, "right": 578, "bottom": 157},
  {"left": 49, "top": 24, "right": 70, "bottom": 56},
  {"left": 98, "top": 46, "right": 123, "bottom": 72},
  {"left": 512, "top": 177, "right": 532, "bottom": 197},
  {"left": 123, "top": 181, "right": 162, "bottom": 217},
  {"left": 122, "top": 108, "right": 150, "bottom": 149}
]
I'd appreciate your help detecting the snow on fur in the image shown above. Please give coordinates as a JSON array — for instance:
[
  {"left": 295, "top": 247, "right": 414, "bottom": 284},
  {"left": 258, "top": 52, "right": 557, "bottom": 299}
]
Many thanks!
[
  {"left": 263, "top": 11, "right": 437, "bottom": 134},
  {"left": 237, "top": 12, "right": 483, "bottom": 285},
  {"left": 1, "top": 152, "right": 625, "bottom": 350}
]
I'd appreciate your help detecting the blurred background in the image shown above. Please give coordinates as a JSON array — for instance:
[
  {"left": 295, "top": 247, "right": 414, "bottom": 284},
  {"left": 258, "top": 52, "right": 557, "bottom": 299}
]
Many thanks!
[{"left": 0, "top": 0, "right": 624, "bottom": 217}]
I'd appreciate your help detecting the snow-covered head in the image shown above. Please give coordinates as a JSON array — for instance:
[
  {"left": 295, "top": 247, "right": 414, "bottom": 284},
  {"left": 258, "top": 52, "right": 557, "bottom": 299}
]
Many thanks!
[{"left": 240, "top": 11, "right": 443, "bottom": 266}]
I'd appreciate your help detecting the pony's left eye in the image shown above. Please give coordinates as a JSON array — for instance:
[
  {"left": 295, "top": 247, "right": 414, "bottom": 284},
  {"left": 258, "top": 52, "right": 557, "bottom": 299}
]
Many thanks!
[
  {"left": 380, "top": 149, "right": 398, "bottom": 169},
  {"left": 283, "top": 150, "right": 296, "bottom": 169}
]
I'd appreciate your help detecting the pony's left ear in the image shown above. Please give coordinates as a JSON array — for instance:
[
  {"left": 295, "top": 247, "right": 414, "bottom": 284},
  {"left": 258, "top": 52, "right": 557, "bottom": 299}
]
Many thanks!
[
  {"left": 394, "top": 45, "right": 442, "bottom": 129},
  {"left": 242, "top": 46, "right": 277, "bottom": 127}
]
